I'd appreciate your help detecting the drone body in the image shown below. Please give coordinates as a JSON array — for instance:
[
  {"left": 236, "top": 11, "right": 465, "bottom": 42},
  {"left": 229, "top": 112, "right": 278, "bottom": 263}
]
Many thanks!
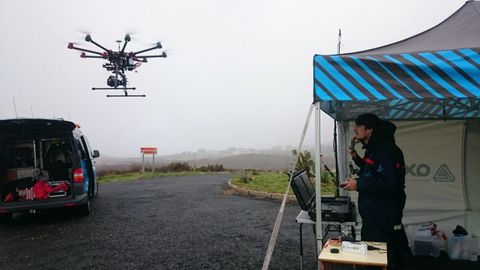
[{"left": 68, "top": 34, "right": 167, "bottom": 97}]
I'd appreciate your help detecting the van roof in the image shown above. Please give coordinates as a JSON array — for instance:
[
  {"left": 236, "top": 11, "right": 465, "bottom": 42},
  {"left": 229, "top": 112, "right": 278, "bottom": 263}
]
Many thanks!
[{"left": 0, "top": 118, "right": 77, "bottom": 133}]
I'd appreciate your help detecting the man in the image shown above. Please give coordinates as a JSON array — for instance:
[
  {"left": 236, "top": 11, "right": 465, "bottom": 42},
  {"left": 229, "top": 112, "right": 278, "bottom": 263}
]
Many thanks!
[{"left": 341, "top": 113, "right": 408, "bottom": 270}]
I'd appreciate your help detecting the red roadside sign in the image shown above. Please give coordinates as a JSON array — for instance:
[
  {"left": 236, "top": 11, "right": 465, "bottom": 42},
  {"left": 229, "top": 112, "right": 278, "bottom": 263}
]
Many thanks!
[{"left": 140, "top": 147, "right": 157, "bottom": 154}]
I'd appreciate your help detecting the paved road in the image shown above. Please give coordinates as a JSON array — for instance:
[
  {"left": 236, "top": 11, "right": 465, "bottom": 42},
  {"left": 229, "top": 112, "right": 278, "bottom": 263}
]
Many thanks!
[{"left": 0, "top": 174, "right": 317, "bottom": 270}]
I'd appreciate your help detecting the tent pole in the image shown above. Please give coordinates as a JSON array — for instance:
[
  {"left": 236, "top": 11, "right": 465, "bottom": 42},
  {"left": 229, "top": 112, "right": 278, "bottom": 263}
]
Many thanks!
[
  {"left": 337, "top": 121, "right": 348, "bottom": 197},
  {"left": 333, "top": 121, "right": 340, "bottom": 196},
  {"left": 461, "top": 121, "right": 470, "bottom": 230},
  {"left": 314, "top": 102, "right": 323, "bottom": 255}
]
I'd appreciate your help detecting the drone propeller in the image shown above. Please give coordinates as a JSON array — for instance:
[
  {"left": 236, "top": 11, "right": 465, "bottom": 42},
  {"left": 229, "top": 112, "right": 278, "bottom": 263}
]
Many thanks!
[
  {"left": 73, "top": 28, "right": 92, "bottom": 40},
  {"left": 125, "top": 29, "right": 139, "bottom": 36},
  {"left": 162, "top": 48, "right": 173, "bottom": 56},
  {"left": 74, "top": 27, "right": 91, "bottom": 34}
]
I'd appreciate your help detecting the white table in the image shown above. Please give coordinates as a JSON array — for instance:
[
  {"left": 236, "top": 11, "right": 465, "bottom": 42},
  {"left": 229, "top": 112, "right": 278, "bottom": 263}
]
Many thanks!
[
  {"left": 319, "top": 241, "right": 388, "bottom": 270},
  {"left": 295, "top": 210, "right": 358, "bottom": 270},
  {"left": 296, "top": 210, "right": 316, "bottom": 270}
]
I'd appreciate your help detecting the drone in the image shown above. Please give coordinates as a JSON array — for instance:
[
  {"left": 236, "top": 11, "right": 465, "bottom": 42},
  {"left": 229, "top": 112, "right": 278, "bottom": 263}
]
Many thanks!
[{"left": 68, "top": 34, "right": 167, "bottom": 97}]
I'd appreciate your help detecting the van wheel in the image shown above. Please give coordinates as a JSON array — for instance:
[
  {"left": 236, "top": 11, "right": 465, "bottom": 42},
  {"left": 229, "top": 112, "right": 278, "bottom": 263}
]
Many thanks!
[
  {"left": 94, "top": 180, "right": 99, "bottom": 198},
  {"left": 77, "top": 200, "right": 91, "bottom": 216},
  {"left": 89, "top": 180, "right": 98, "bottom": 198}
]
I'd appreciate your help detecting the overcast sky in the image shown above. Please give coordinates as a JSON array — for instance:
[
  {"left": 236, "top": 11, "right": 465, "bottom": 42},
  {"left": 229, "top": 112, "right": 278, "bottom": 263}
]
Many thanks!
[{"left": 0, "top": 0, "right": 466, "bottom": 157}]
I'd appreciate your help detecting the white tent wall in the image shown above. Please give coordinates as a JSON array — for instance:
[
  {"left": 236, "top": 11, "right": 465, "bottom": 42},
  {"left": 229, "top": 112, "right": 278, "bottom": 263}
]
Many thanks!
[
  {"left": 338, "top": 119, "right": 480, "bottom": 251},
  {"left": 465, "top": 118, "right": 480, "bottom": 248}
]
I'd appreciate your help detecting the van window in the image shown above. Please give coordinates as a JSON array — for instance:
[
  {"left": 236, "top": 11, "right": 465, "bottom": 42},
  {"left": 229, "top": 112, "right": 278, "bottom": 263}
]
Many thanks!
[
  {"left": 75, "top": 138, "right": 87, "bottom": 160},
  {"left": 42, "top": 138, "right": 74, "bottom": 168},
  {"left": 6, "top": 141, "right": 35, "bottom": 168},
  {"left": 80, "top": 136, "right": 92, "bottom": 159}
]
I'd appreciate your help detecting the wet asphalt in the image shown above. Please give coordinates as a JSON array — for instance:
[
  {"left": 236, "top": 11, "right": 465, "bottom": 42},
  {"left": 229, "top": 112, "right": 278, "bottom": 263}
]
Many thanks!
[{"left": 0, "top": 174, "right": 317, "bottom": 270}]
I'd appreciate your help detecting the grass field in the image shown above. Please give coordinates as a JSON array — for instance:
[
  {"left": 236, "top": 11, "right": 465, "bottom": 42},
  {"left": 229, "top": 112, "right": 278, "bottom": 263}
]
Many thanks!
[
  {"left": 98, "top": 170, "right": 336, "bottom": 196},
  {"left": 97, "top": 171, "right": 211, "bottom": 184},
  {"left": 230, "top": 171, "right": 336, "bottom": 196}
]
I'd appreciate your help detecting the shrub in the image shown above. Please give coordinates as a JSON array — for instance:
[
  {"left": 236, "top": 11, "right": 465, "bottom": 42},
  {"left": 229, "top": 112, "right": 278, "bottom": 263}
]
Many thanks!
[
  {"left": 239, "top": 174, "right": 254, "bottom": 183},
  {"left": 163, "top": 161, "right": 192, "bottom": 172},
  {"left": 196, "top": 164, "right": 224, "bottom": 172},
  {"left": 292, "top": 150, "right": 315, "bottom": 179},
  {"left": 130, "top": 163, "right": 142, "bottom": 172}
]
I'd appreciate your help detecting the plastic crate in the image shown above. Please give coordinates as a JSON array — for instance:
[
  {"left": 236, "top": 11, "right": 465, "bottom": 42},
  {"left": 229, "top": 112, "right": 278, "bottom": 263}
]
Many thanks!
[
  {"left": 411, "top": 238, "right": 442, "bottom": 257},
  {"left": 447, "top": 236, "right": 478, "bottom": 261},
  {"left": 406, "top": 224, "right": 445, "bottom": 257}
]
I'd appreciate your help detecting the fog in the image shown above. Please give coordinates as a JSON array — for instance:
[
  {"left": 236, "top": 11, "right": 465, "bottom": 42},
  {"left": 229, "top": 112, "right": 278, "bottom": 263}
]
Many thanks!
[{"left": 0, "top": 0, "right": 464, "bottom": 157}]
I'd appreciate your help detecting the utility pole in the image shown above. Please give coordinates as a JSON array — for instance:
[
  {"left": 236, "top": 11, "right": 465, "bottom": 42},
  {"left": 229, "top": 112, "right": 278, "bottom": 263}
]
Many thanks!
[
  {"left": 337, "top": 28, "right": 342, "bottom": 54},
  {"left": 334, "top": 28, "right": 342, "bottom": 196},
  {"left": 13, "top": 97, "right": 18, "bottom": 118}
]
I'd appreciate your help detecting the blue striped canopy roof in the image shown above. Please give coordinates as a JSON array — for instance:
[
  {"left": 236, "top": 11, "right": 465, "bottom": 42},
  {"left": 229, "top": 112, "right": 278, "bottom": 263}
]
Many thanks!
[{"left": 314, "top": 1, "right": 480, "bottom": 120}]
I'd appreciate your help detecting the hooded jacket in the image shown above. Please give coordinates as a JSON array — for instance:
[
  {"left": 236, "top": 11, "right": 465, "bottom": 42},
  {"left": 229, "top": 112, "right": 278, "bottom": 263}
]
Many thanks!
[{"left": 355, "top": 121, "right": 406, "bottom": 235}]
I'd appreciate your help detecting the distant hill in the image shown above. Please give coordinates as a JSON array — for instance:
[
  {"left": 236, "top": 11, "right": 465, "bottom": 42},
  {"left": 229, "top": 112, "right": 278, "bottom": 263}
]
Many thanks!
[
  {"left": 95, "top": 145, "right": 335, "bottom": 172},
  {"left": 95, "top": 154, "right": 294, "bottom": 171}
]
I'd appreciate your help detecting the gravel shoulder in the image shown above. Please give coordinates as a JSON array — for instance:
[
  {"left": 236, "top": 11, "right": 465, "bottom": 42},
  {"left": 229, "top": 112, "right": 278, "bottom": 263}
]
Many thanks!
[{"left": 0, "top": 174, "right": 317, "bottom": 270}]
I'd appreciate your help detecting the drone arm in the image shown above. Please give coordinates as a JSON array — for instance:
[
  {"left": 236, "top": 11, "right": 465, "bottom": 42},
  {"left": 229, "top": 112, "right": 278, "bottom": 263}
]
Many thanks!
[
  {"left": 121, "top": 40, "right": 129, "bottom": 54},
  {"left": 81, "top": 54, "right": 105, "bottom": 58},
  {"left": 132, "top": 42, "right": 162, "bottom": 55},
  {"left": 135, "top": 53, "right": 167, "bottom": 59},
  {"left": 87, "top": 38, "right": 110, "bottom": 53},
  {"left": 120, "top": 34, "right": 131, "bottom": 54},
  {"left": 68, "top": 44, "right": 104, "bottom": 56}
]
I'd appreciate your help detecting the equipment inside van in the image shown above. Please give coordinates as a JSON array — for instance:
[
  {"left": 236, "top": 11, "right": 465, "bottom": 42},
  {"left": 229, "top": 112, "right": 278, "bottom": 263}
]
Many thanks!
[{"left": 0, "top": 119, "right": 100, "bottom": 219}]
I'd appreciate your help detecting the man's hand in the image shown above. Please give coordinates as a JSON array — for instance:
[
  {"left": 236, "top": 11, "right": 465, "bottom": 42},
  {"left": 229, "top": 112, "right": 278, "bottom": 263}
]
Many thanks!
[
  {"left": 340, "top": 178, "right": 357, "bottom": 191},
  {"left": 348, "top": 137, "right": 358, "bottom": 158},
  {"left": 348, "top": 147, "right": 357, "bottom": 158}
]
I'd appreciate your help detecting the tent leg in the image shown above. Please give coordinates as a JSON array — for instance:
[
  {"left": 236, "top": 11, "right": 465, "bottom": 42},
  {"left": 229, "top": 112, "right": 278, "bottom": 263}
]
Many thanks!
[{"left": 314, "top": 102, "right": 323, "bottom": 255}]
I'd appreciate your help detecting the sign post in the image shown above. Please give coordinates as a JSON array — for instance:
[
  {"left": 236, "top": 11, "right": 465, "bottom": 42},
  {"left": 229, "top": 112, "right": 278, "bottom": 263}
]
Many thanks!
[{"left": 140, "top": 147, "right": 158, "bottom": 173}]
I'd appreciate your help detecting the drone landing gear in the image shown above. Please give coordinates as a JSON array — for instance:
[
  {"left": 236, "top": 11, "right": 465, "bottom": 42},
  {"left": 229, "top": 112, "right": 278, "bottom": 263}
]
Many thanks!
[
  {"left": 106, "top": 94, "right": 146, "bottom": 97},
  {"left": 92, "top": 87, "right": 136, "bottom": 90},
  {"left": 91, "top": 87, "right": 146, "bottom": 97}
]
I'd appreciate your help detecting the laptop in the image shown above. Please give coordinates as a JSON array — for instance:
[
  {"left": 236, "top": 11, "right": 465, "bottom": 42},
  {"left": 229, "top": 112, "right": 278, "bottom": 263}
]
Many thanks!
[
  {"left": 290, "top": 169, "right": 317, "bottom": 221},
  {"left": 290, "top": 169, "right": 355, "bottom": 222}
]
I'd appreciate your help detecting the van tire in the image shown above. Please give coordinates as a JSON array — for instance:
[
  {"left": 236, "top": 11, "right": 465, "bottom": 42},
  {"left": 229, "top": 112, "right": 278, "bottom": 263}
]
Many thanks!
[
  {"left": 77, "top": 199, "right": 91, "bottom": 216},
  {"left": 94, "top": 180, "right": 99, "bottom": 198},
  {"left": 89, "top": 179, "right": 98, "bottom": 198}
]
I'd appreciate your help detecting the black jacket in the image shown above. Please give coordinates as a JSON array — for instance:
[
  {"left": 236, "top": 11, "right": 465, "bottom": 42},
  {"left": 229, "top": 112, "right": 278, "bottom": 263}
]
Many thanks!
[{"left": 356, "top": 121, "right": 406, "bottom": 233}]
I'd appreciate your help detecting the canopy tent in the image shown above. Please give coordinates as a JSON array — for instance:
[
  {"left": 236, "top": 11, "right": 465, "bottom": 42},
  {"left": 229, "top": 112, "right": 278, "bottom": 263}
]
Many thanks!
[{"left": 313, "top": 1, "right": 480, "bottom": 252}]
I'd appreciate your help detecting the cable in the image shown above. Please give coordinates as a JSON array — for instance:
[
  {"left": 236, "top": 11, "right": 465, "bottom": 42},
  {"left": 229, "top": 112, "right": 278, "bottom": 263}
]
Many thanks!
[{"left": 262, "top": 103, "right": 314, "bottom": 270}]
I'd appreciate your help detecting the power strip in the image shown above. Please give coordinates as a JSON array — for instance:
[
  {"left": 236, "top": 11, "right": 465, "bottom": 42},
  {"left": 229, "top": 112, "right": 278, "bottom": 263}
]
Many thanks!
[{"left": 342, "top": 241, "right": 367, "bottom": 255}]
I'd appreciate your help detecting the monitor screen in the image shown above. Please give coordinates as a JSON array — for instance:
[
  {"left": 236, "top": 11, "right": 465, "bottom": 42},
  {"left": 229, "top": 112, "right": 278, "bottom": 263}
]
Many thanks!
[{"left": 290, "top": 170, "right": 315, "bottom": 211}]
